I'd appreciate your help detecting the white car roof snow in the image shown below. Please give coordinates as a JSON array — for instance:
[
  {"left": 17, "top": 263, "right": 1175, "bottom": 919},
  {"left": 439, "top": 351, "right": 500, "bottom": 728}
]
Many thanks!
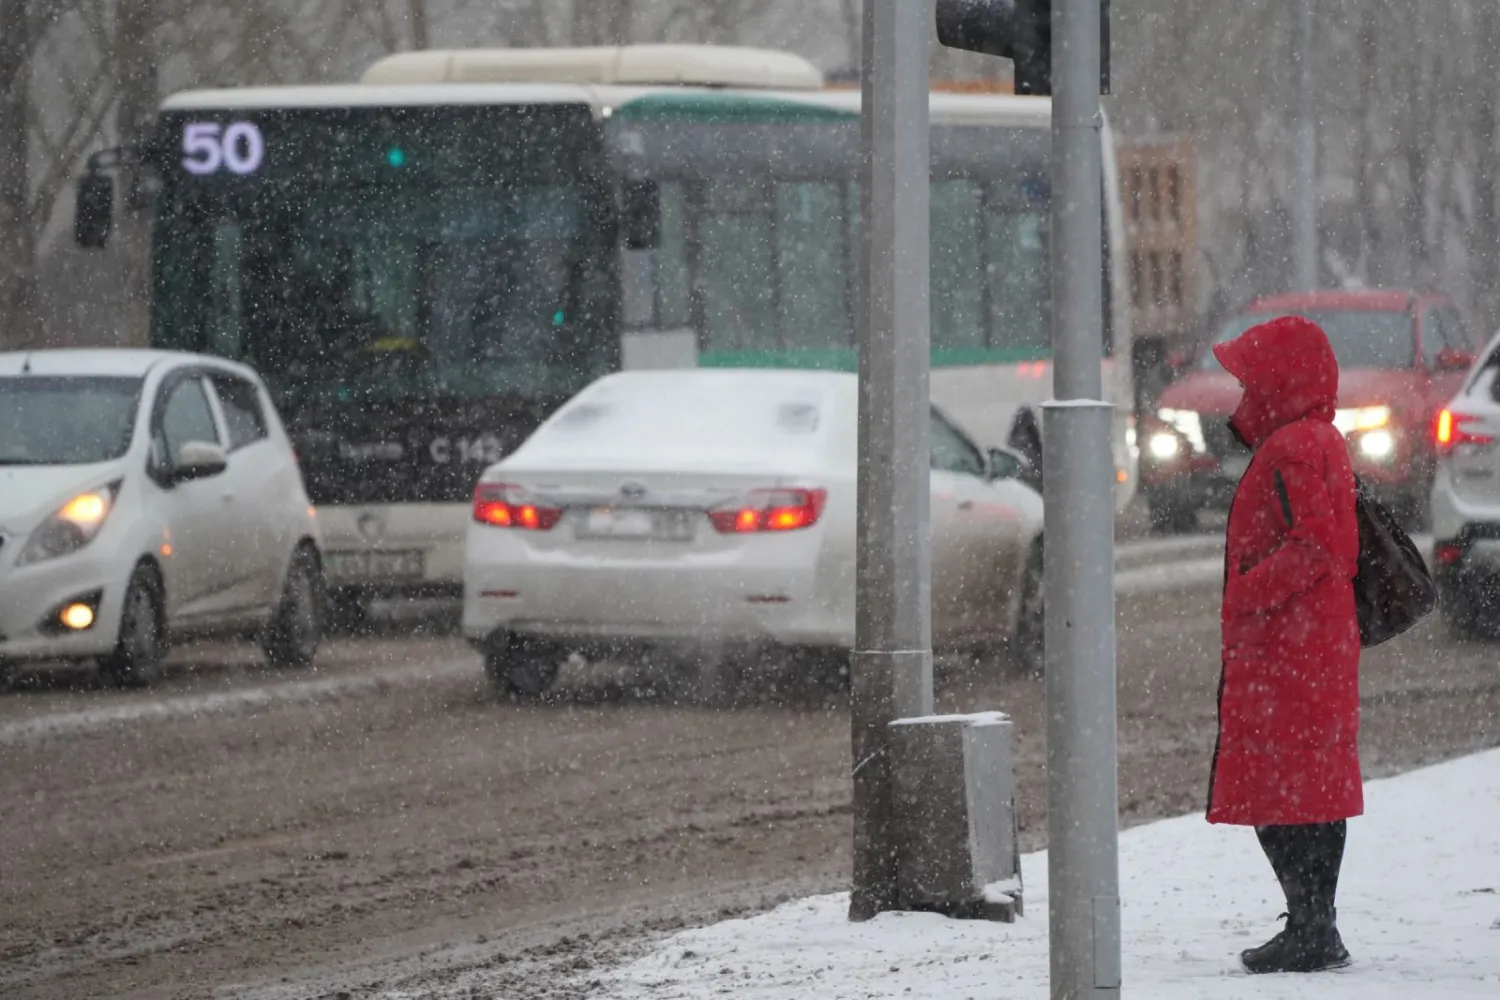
[{"left": 508, "top": 368, "right": 858, "bottom": 472}]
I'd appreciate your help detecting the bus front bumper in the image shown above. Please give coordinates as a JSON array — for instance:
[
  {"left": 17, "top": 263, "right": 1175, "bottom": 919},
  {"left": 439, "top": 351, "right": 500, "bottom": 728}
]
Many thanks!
[{"left": 316, "top": 503, "right": 468, "bottom": 598}]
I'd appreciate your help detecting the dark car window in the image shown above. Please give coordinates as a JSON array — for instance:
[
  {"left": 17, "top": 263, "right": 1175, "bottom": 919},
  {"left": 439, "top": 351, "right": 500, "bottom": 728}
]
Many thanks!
[
  {"left": 1422, "top": 305, "right": 1473, "bottom": 366},
  {"left": 1201, "top": 309, "right": 1416, "bottom": 371},
  {"left": 211, "top": 374, "right": 268, "bottom": 451},
  {"left": 931, "top": 408, "right": 986, "bottom": 478},
  {"left": 1421, "top": 308, "right": 1447, "bottom": 367},
  {"left": 0, "top": 376, "right": 142, "bottom": 465},
  {"left": 156, "top": 376, "right": 221, "bottom": 466}
]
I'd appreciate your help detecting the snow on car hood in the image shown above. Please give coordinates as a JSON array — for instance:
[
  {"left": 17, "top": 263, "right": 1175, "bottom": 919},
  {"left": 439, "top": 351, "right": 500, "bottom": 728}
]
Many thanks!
[{"left": 0, "top": 463, "right": 122, "bottom": 534}]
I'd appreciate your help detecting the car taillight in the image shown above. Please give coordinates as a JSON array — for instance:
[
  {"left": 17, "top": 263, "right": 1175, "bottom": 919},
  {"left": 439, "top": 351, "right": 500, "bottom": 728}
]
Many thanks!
[
  {"left": 709, "top": 488, "right": 827, "bottom": 534},
  {"left": 472, "top": 482, "right": 562, "bottom": 531},
  {"left": 1435, "top": 541, "right": 1465, "bottom": 565},
  {"left": 1435, "top": 408, "right": 1493, "bottom": 452}
]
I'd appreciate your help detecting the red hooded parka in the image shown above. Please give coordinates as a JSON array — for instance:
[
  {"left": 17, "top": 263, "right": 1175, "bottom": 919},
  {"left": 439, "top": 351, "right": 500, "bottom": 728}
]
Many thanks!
[{"left": 1206, "top": 316, "right": 1363, "bottom": 827}]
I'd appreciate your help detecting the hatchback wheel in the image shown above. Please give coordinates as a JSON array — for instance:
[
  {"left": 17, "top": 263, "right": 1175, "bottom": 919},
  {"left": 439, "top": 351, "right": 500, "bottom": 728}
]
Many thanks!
[
  {"left": 1399, "top": 488, "right": 1433, "bottom": 534},
  {"left": 103, "top": 567, "right": 166, "bottom": 688},
  {"left": 1011, "top": 541, "right": 1045, "bottom": 676},
  {"left": 263, "top": 548, "right": 324, "bottom": 669},
  {"left": 1442, "top": 572, "right": 1500, "bottom": 641},
  {"left": 1147, "top": 493, "right": 1197, "bottom": 535},
  {"left": 483, "top": 633, "right": 563, "bottom": 700}
]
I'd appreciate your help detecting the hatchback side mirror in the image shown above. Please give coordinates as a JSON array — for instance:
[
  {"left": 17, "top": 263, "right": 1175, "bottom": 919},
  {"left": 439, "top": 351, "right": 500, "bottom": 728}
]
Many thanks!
[
  {"left": 171, "top": 440, "right": 229, "bottom": 483},
  {"left": 622, "top": 179, "right": 660, "bottom": 250},
  {"left": 75, "top": 171, "right": 114, "bottom": 249},
  {"left": 1436, "top": 347, "right": 1476, "bottom": 372},
  {"left": 987, "top": 446, "right": 1029, "bottom": 482}
]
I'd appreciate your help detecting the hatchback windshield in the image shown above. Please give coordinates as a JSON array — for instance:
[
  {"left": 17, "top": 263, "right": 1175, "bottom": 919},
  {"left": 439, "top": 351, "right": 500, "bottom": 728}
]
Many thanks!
[
  {"left": 1200, "top": 310, "right": 1415, "bottom": 371},
  {"left": 0, "top": 376, "right": 142, "bottom": 465}
]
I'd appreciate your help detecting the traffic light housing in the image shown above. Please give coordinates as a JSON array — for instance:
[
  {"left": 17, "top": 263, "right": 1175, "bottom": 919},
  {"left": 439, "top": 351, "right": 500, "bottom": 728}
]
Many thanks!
[{"left": 935, "top": 0, "right": 1110, "bottom": 97}]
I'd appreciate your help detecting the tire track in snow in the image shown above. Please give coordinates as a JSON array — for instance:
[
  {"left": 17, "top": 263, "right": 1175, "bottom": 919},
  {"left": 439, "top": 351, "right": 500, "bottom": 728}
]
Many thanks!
[{"left": 0, "top": 658, "right": 474, "bottom": 747}]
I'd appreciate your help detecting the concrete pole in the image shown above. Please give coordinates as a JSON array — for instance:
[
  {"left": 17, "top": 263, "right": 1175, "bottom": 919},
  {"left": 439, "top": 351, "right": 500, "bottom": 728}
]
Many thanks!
[
  {"left": 849, "top": 0, "right": 933, "bottom": 922},
  {"left": 1291, "top": 0, "right": 1318, "bottom": 291},
  {"left": 114, "top": 0, "right": 156, "bottom": 348},
  {"left": 1045, "top": 0, "right": 1121, "bottom": 996}
]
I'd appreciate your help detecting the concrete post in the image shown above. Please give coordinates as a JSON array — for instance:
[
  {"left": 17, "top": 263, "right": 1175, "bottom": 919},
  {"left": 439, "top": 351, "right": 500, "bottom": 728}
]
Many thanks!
[{"left": 849, "top": 0, "right": 933, "bottom": 922}]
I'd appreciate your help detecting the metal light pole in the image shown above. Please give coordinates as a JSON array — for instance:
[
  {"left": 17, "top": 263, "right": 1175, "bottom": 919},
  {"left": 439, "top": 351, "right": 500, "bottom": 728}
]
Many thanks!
[
  {"left": 1045, "top": 0, "right": 1121, "bottom": 996},
  {"left": 849, "top": 0, "right": 933, "bottom": 922},
  {"left": 1291, "top": 0, "right": 1318, "bottom": 291}
]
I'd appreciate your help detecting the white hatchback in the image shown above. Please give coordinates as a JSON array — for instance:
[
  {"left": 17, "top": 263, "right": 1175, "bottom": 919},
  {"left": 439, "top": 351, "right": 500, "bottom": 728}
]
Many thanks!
[
  {"left": 0, "top": 349, "right": 325, "bottom": 686},
  {"left": 463, "top": 369, "right": 1044, "bottom": 697},
  {"left": 1431, "top": 332, "right": 1500, "bottom": 638}
]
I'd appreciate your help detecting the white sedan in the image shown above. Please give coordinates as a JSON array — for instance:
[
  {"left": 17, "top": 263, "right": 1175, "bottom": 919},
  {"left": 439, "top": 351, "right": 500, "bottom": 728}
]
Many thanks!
[
  {"left": 0, "top": 349, "right": 324, "bottom": 687},
  {"left": 462, "top": 369, "right": 1044, "bottom": 697}
]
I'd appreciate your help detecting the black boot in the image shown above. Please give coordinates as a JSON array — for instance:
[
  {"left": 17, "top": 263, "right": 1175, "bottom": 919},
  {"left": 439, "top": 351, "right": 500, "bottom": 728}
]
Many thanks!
[
  {"left": 1240, "top": 907, "right": 1351, "bottom": 974},
  {"left": 1240, "top": 912, "right": 1302, "bottom": 974},
  {"left": 1293, "top": 904, "right": 1351, "bottom": 972}
]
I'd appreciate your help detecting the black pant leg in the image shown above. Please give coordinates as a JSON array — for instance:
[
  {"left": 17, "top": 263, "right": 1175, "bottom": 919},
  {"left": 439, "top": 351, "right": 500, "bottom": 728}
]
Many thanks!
[
  {"left": 1305, "top": 820, "right": 1347, "bottom": 912},
  {"left": 1255, "top": 825, "right": 1305, "bottom": 913},
  {"left": 1258, "top": 821, "right": 1346, "bottom": 919}
]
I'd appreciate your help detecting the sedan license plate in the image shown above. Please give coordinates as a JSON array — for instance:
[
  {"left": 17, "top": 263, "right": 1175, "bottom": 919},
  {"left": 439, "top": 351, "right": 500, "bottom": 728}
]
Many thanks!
[
  {"left": 578, "top": 507, "right": 695, "bottom": 542},
  {"left": 325, "top": 549, "right": 425, "bottom": 582},
  {"left": 1220, "top": 455, "right": 1250, "bottom": 481}
]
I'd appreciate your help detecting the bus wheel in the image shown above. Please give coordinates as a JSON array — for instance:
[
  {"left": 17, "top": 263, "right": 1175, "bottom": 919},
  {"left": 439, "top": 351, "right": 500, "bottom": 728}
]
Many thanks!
[{"left": 1146, "top": 493, "right": 1198, "bottom": 535}]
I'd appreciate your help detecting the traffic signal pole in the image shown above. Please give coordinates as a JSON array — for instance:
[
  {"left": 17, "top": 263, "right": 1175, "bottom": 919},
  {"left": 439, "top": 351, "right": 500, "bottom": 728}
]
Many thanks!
[
  {"left": 849, "top": 0, "right": 933, "bottom": 922},
  {"left": 1046, "top": 0, "right": 1121, "bottom": 994}
]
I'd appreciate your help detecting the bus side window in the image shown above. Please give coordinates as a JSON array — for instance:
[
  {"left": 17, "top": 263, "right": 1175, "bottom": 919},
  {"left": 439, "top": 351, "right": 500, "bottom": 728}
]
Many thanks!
[
  {"left": 653, "top": 182, "right": 692, "bottom": 330},
  {"left": 985, "top": 183, "right": 1050, "bottom": 354},
  {"left": 932, "top": 180, "right": 985, "bottom": 351},
  {"left": 696, "top": 176, "right": 775, "bottom": 353},
  {"left": 776, "top": 181, "right": 851, "bottom": 352}
]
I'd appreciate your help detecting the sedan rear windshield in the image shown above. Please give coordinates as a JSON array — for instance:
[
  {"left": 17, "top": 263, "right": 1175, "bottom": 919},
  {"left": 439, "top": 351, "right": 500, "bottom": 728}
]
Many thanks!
[
  {"left": 0, "top": 376, "right": 143, "bottom": 465},
  {"left": 528, "top": 379, "right": 828, "bottom": 464},
  {"left": 1200, "top": 310, "right": 1415, "bottom": 371}
]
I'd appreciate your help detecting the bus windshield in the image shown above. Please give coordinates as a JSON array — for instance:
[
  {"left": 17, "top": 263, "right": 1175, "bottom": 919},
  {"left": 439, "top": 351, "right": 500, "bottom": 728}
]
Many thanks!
[{"left": 151, "top": 103, "right": 614, "bottom": 405}]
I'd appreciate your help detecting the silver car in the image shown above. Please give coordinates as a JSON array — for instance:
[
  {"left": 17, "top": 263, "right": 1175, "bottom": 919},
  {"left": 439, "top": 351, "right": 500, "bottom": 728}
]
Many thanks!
[{"left": 1431, "top": 331, "right": 1500, "bottom": 638}]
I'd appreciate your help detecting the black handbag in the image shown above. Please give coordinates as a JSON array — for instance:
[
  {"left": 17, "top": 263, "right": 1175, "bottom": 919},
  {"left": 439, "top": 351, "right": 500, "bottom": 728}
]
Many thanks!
[{"left": 1351, "top": 475, "right": 1437, "bottom": 648}]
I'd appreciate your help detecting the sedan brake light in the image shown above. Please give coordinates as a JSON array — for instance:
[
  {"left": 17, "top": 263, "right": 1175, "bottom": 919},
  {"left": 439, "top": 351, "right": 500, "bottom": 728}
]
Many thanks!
[
  {"left": 472, "top": 482, "right": 562, "bottom": 531},
  {"left": 709, "top": 488, "right": 827, "bottom": 534},
  {"left": 1435, "top": 408, "right": 1494, "bottom": 453}
]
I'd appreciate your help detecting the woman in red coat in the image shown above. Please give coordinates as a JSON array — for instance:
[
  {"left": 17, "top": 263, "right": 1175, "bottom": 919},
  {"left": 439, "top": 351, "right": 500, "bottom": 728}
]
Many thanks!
[{"left": 1207, "top": 315, "right": 1362, "bottom": 974}]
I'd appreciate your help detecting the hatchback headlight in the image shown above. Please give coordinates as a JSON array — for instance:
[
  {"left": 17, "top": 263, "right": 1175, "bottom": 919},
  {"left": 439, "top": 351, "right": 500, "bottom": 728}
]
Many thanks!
[
  {"left": 18, "top": 482, "right": 120, "bottom": 566},
  {"left": 1358, "top": 429, "right": 1396, "bottom": 460},
  {"left": 1147, "top": 431, "right": 1181, "bottom": 460},
  {"left": 1156, "top": 408, "right": 1206, "bottom": 453}
]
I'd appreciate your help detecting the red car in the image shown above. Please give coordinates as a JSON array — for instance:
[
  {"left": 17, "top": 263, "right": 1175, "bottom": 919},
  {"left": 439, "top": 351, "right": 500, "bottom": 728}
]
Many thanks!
[{"left": 1142, "top": 290, "right": 1480, "bottom": 532}]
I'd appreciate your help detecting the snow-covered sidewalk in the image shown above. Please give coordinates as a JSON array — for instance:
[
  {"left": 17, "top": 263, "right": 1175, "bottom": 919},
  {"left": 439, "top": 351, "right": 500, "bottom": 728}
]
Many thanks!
[{"left": 596, "top": 748, "right": 1500, "bottom": 998}]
